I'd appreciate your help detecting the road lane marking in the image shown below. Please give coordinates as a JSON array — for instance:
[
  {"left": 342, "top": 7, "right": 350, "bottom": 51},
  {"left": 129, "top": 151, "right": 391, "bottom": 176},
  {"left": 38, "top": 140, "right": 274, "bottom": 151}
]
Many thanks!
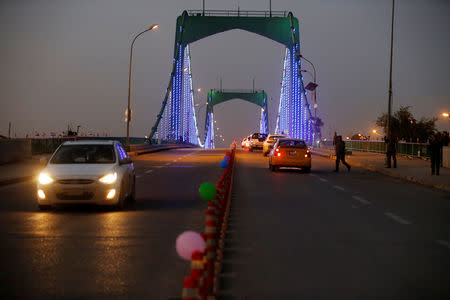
[
  {"left": 136, "top": 175, "right": 142, "bottom": 179},
  {"left": 333, "top": 185, "right": 345, "bottom": 191},
  {"left": 145, "top": 170, "right": 153, "bottom": 174},
  {"left": 435, "top": 240, "right": 450, "bottom": 250},
  {"left": 165, "top": 162, "right": 171, "bottom": 166},
  {"left": 318, "top": 177, "right": 328, "bottom": 182},
  {"left": 352, "top": 195, "right": 371, "bottom": 205},
  {"left": 384, "top": 212, "right": 411, "bottom": 225}
]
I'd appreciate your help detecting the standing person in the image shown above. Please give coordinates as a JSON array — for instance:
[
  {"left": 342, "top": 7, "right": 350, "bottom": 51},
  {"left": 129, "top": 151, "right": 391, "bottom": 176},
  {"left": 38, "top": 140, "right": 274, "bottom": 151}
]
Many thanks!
[
  {"left": 429, "top": 133, "right": 442, "bottom": 175},
  {"left": 334, "top": 135, "right": 351, "bottom": 172},
  {"left": 385, "top": 133, "right": 397, "bottom": 168}
]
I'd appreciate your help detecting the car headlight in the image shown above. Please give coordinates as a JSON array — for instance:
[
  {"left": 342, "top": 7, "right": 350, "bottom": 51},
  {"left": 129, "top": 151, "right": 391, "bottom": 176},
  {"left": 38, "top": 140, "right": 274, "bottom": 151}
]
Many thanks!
[
  {"left": 38, "top": 173, "right": 53, "bottom": 185},
  {"left": 99, "top": 172, "right": 117, "bottom": 184}
]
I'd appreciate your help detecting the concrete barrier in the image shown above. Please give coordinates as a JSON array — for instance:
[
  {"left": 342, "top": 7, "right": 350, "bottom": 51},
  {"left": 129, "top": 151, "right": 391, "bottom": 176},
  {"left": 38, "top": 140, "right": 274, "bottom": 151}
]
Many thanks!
[
  {"left": 0, "top": 139, "right": 32, "bottom": 164},
  {"left": 443, "top": 146, "right": 450, "bottom": 168}
]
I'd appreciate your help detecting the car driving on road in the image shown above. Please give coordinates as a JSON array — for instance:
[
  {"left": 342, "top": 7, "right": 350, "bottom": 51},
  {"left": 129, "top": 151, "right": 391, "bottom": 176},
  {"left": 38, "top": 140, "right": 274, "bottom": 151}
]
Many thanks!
[
  {"left": 269, "top": 138, "right": 311, "bottom": 172},
  {"left": 262, "top": 134, "right": 288, "bottom": 156},
  {"left": 37, "top": 140, "right": 135, "bottom": 210},
  {"left": 249, "top": 132, "right": 268, "bottom": 151}
]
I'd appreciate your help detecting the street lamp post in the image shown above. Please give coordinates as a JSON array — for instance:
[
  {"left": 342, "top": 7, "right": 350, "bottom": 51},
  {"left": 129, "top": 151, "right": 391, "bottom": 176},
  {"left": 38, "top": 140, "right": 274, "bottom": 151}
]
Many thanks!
[
  {"left": 298, "top": 54, "right": 317, "bottom": 118},
  {"left": 387, "top": 0, "right": 395, "bottom": 138},
  {"left": 126, "top": 24, "right": 158, "bottom": 150}
]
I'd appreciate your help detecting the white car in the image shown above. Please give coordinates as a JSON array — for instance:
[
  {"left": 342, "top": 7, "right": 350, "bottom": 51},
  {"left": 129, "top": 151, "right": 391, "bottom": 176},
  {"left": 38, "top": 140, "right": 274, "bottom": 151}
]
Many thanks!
[
  {"left": 262, "top": 134, "right": 288, "bottom": 156},
  {"left": 37, "top": 140, "right": 135, "bottom": 210},
  {"left": 249, "top": 133, "right": 268, "bottom": 151}
]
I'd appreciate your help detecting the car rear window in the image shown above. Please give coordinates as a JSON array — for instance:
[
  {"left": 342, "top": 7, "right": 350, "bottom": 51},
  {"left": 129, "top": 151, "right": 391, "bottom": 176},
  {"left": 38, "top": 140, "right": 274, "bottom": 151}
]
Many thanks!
[
  {"left": 278, "top": 140, "right": 307, "bottom": 148},
  {"left": 50, "top": 145, "right": 116, "bottom": 164},
  {"left": 269, "top": 135, "right": 285, "bottom": 141},
  {"left": 252, "top": 133, "right": 267, "bottom": 140}
]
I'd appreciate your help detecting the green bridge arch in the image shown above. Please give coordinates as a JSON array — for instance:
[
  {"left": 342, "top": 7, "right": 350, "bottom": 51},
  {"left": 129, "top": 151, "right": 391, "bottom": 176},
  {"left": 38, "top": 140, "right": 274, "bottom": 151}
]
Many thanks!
[{"left": 203, "top": 89, "right": 269, "bottom": 148}]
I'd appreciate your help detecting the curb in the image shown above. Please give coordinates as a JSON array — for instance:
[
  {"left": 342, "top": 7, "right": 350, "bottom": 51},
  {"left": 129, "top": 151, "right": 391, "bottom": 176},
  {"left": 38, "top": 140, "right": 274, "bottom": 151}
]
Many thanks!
[
  {"left": 311, "top": 150, "right": 450, "bottom": 193},
  {"left": 128, "top": 145, "right": 196, "bottom": 157}
]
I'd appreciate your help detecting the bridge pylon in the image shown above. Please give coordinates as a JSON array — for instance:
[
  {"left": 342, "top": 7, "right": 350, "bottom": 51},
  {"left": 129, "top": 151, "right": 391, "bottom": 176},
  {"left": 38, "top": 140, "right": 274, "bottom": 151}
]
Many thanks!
[{"left": 149, "top": 9, "right": 321, "bottom": 146}]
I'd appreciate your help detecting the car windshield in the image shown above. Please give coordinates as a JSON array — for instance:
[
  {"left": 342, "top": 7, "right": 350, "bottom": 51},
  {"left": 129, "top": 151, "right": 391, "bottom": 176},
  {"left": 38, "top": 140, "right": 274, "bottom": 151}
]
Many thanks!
[
  {"left": 277, "top": 140, "right": 307, "bottom": 148},
  {"left": 269, "top": 135, "right": 285, "bottom": 141},
  {"left": 50, "top": 145, "right": 116, "bottom": 164}
]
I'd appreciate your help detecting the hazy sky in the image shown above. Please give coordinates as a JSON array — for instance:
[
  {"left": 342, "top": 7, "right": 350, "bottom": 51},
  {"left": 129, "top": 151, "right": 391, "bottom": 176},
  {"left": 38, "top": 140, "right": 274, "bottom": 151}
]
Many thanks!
[{"left": 1, "top": 0, "right": 449, "bottom": 146}]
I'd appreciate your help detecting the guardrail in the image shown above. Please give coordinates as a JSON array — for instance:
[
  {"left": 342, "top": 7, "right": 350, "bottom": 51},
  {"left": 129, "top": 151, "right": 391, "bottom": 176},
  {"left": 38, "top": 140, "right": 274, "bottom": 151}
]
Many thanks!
[
  {"left": 31, "top": 137, "right": 147, "bottom": 154},
  {"left": 343, "top": 140, "right": 430, "bottom": 158}
]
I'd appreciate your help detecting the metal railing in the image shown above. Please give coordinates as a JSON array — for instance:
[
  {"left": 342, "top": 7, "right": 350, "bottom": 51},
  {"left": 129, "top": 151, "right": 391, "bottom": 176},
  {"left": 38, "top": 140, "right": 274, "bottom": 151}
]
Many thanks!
[
  {"left": 343, "top": 140, "right": 430, "bottom": 158},
  {"left": 31, "top": 137, "right": 148, "bottom": 154},
  {"left": 187, "top": 9, "right": 288, "bottom": 18}
]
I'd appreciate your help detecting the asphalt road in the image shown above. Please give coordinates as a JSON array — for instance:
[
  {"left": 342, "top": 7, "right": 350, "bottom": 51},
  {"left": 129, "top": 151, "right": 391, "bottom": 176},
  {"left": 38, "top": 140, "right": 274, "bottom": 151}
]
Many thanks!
[
  {"left": 220, "top": 150, "right": 450, "bottom": 300},
  {"left": 1, "top": 148, "right": 449, "bottom": 299},
  {"left": 0, "top": 148, "right": 225, "bottom": 299}
]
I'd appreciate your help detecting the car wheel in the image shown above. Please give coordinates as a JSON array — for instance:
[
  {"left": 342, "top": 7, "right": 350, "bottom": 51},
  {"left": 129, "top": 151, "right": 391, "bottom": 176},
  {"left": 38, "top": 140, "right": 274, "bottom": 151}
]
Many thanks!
[
  {"left": 116, "top": 181, "right": 125, "bottom": 210},
  {"left": 303, "top": 167, "right": 311, "bottom": 173},
  {"left": 128, "top": 176, "right": 136, "bottom": 203},
  {"left": 270, "top": 164, "right": 277, "bottom": 172},
  {"left": 38, "top": 204, "right": 51, "bottom": 211}
]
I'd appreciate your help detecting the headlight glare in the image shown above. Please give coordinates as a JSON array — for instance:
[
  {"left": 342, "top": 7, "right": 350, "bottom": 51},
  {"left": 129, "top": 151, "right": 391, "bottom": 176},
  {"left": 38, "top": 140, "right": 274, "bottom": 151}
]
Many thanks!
[
  {"left": 99, "top": 172, "right": 117, "bottom": 184},
  {"left": 38, "top": 173, "right": 53, "bottom": 185}
]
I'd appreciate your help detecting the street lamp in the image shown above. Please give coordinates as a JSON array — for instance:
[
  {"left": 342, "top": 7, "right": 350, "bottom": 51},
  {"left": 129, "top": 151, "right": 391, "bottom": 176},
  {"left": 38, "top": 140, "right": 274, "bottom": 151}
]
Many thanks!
[
  {"left": 387, "top": 0, "right": 395, "bottom": 138},
  {"left": 297, "top": 54, "right": 317, "bottom": 118},
  {"left": 126, "top": 24, "right": 158, "bottom": 149}
]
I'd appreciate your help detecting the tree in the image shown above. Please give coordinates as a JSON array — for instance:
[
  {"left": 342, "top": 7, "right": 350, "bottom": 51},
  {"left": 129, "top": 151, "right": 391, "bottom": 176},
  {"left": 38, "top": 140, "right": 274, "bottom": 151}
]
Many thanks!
[{"left": 376, "top": 106, "right": 436, "bottom": 142}]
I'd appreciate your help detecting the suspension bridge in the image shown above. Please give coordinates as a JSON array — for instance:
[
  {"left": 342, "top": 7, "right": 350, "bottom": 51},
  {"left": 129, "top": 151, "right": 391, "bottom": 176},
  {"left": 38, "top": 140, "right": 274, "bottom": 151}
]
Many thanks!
[{"left": 149, "top": 9, "right": 321, "bottom": 148}]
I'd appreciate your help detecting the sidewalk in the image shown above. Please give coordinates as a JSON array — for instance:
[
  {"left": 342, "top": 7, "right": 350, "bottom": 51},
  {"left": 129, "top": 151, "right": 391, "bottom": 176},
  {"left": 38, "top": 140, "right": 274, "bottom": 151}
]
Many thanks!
[
  {"left": 311, "top": 148, "right": 450, "bottom": 192},
  {"left": 0, "top": 155, "right": 49, "bottom": 186}
]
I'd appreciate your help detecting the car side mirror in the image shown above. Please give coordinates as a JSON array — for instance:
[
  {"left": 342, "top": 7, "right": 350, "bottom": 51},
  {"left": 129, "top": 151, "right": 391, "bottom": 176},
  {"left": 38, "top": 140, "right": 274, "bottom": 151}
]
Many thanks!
[{"left": 120, "top": 157, "right": 133, "bottom": 165}]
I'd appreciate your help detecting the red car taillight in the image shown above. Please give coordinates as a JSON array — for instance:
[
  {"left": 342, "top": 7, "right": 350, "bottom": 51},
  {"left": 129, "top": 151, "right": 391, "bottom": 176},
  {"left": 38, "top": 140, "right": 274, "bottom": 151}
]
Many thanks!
[{"left": 277, "top": 152, "right": 281, "bottom": 157}]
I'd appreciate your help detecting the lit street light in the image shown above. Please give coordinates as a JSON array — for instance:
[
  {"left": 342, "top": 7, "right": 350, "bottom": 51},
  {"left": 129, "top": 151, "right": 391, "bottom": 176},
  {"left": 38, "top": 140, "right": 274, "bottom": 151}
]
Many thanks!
[{"left": 126, "top": 24, "right": 158, "bottom": 149}]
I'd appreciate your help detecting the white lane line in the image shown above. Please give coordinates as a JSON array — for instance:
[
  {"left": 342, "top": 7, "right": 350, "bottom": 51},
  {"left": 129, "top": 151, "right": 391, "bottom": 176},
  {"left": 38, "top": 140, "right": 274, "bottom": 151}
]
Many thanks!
[
  {"left": 318, "top": 177, "right": 328, "bottom": 182},
  {"left": 165, "top": 162, "right": 171, "bottom": 166},
  {"left": 333, "top": 185, "right": 345, "bottom": 191},
  {"left": 136, "top": 175, "right": 142, "bottom": 179},
  {"left": 145, "top": 170, "right": 153, "bottom": 174},
  {"left": 352, "top": 195, "right": 371, "bottom": 205},
  {"left": 384, "top": 212, "right": 411, "bottom": 225},
  {"left": 435, "top": 240, "right": 450, "bottom": 250}
]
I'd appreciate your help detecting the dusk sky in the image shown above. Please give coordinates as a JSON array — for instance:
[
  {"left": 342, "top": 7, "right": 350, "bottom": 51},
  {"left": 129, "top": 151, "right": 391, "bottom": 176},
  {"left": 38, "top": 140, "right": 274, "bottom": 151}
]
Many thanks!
[{"left": 1, "top": 0, "right": 449, "bottom": 146}]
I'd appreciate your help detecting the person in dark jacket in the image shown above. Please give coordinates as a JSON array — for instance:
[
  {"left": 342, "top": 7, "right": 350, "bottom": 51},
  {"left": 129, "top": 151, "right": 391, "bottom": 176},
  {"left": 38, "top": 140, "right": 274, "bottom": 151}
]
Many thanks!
[
  {"left": 334, "top": 135, "right": 350, "bottom": 172},
  {"left": 429, "top": 133, "right": 442, "bottom": 175},
  {"left": 384, "top": 133, "right": 397, "bottom": 168}
]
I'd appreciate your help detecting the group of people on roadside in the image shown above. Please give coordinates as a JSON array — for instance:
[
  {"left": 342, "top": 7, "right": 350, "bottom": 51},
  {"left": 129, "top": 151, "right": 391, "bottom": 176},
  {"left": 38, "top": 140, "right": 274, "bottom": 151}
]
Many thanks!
[{"left": 332, "top": 131, "right": 448, "bottom": 176}]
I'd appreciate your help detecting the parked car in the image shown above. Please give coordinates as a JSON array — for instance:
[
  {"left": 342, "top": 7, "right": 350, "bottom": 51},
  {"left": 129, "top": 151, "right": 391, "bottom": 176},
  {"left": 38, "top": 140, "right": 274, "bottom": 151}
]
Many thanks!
[
  {"left": 262, "top": 134, "right": 288, "bottom": 156},
  {"left": 249, "top": 133, "right": 268, "bottom": 151},
  {"left": 37, "top": 140, "right": 135, "bottom": 210},
  {"left": 269, "top": 138, "right": 311, "bottom": 172}
]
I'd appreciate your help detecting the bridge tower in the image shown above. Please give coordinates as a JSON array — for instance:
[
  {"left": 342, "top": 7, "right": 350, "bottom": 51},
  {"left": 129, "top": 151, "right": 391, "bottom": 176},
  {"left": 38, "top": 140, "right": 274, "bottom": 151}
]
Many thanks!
[{"left": 149, "top": 9, "right": 321, "bottom": 146}]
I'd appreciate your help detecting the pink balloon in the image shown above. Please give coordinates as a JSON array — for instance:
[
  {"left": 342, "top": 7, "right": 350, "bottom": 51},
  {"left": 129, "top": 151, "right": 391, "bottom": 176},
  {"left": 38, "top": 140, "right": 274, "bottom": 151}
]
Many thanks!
[{"left": 176, "top": 231, "right": 206, "bottom": 261}]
